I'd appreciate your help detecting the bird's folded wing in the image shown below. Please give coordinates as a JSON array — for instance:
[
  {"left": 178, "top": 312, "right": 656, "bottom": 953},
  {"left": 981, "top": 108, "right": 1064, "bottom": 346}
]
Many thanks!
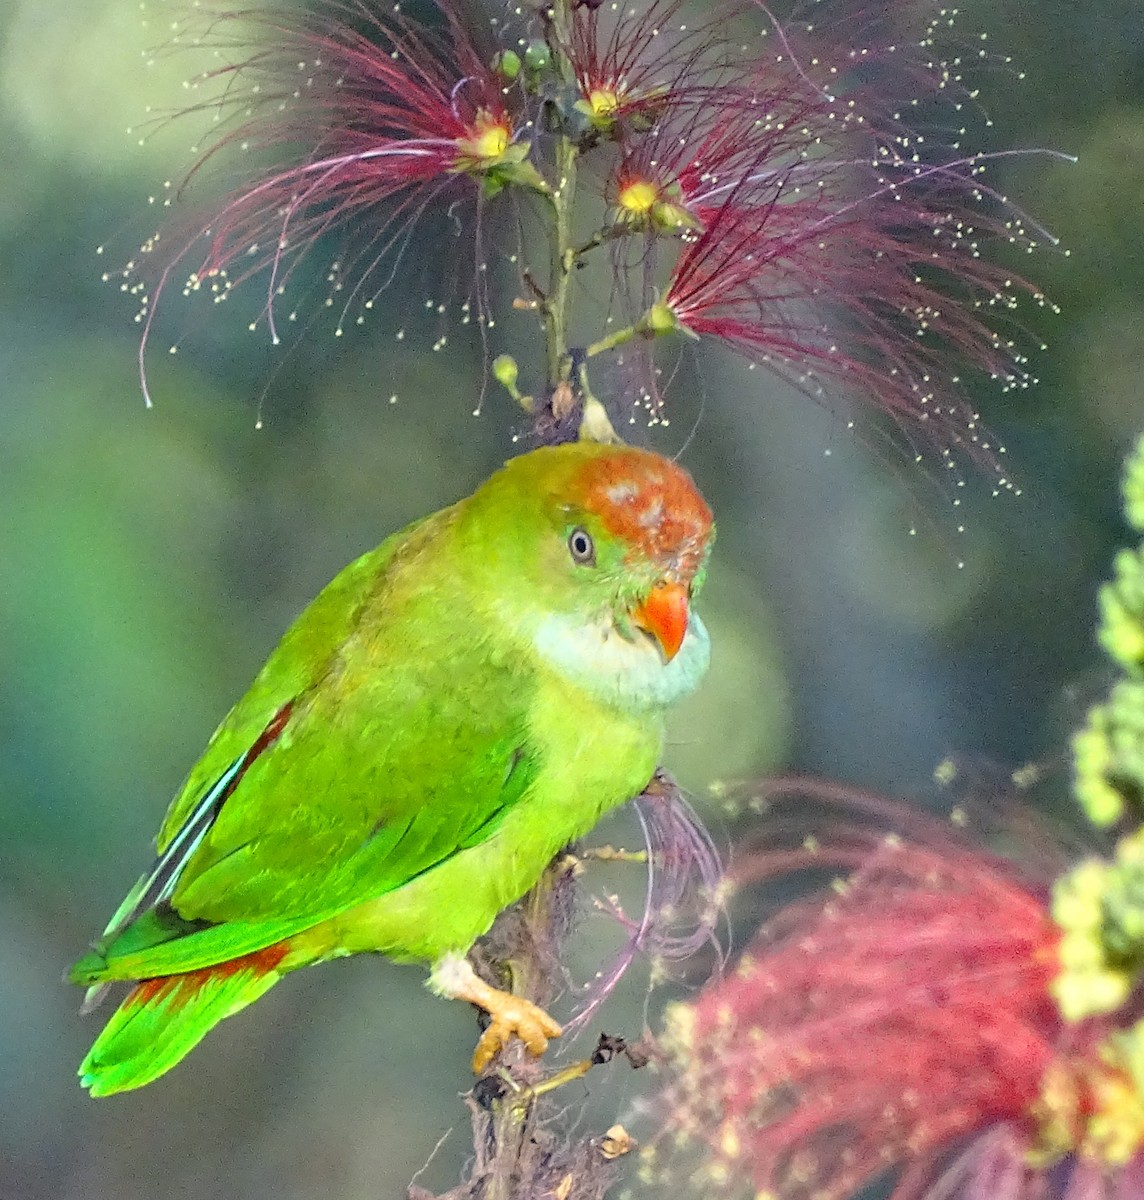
[
  {"left": 72, "top": 510, "right": 541, "bottom": 983},
  {"left": 74, "top": 673, "right": 536, "bottom": 983}
]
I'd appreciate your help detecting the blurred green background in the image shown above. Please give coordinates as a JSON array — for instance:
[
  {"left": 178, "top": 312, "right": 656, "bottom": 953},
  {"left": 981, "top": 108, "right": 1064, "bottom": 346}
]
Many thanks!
[{"left": 2, "top": 0, "right": 1142, "bottom": 1196}]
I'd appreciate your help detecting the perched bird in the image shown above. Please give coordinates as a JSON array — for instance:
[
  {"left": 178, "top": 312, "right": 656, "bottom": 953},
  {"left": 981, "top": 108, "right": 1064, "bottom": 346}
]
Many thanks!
[{"left": 72, "top": 441, "right": 714, "bottom": 1096}]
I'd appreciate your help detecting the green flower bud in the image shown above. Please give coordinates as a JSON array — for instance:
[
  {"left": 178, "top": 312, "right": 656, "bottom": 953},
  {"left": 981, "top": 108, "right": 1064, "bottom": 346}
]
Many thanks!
[
  {"left": 1125, "top": 438, "right": 1144, "bottom": 532},
  {"left": 1074, "top": 711, "right": 1127, "bottom": 827},
  {"left": 492, "top": 354, "right": 519, "bottom": 391},
  {"left": 493, "top": 49, "right": 521, "bottom": 81},
  {"left": 1100, "top": 549, "right": 1144, "bottom": 670},
  {"left": 523, "top": 40, "right": 550, "bottom": 73}
]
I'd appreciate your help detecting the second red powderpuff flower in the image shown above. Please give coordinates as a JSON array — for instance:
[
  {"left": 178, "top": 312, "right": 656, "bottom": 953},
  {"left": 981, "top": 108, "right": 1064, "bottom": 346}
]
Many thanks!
[
  {"left": 594, "top": 1, "right": 1067, "bottom": 467},
  {"left": 656, "top": 779, "right": 1144, "bottom": 1200},
  {"left": 124, "top": 0, "right": 539, "bottom": 402}
]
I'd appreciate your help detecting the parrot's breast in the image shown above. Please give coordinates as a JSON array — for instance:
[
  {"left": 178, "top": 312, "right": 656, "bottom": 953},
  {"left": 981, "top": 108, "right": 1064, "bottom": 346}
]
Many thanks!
[{"left": 309, "top": 657, "right": 666, "bottom": 964}]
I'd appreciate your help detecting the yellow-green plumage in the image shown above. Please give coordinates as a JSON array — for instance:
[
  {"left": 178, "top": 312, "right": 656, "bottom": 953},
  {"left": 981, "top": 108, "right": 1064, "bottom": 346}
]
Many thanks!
[{"left": 72, "top": 441, "right": 713, "bottom": 1095}]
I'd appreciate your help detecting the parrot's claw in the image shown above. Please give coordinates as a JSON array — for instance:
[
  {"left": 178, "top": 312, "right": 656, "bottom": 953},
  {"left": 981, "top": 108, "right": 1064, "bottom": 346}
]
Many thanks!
[
  {"left": 429, "top": 953, "right": 563, "bottom": 1073},
  {"left": 472, "top": 994, "right": 563, "bottom": 1073}
]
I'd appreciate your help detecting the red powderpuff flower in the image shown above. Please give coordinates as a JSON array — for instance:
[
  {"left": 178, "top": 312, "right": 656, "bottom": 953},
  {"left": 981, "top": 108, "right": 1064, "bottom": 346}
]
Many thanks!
[
  {"left": 657, "top": 778, "right": 1144, "bottom": 1200},
  {"left": 613, "top": 1, "right": 1068, "bottom": 473},
  {"left": 561, "top": 0, "right": 729, "bottom": 136},
  {"left": 605, "top": 40, "right": 852, "bottom": 232},
  {"left": 124, "top": 0, "right": 530, "bottom": 403}
]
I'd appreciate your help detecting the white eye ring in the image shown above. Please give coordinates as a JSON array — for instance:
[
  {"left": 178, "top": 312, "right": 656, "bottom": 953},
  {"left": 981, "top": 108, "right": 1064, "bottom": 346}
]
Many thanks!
[{"left": 568, "top": 527, "right": 596, "bottom": 566}]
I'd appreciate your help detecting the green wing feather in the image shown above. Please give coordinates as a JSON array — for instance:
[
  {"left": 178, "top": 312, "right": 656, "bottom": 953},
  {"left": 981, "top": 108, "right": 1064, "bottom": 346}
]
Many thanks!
[
  {"left": 156, "top": 520, "right": 423, "bottom": 845},
  {"left": 74, "top": 504, "right": 541, "bottom": 985}
]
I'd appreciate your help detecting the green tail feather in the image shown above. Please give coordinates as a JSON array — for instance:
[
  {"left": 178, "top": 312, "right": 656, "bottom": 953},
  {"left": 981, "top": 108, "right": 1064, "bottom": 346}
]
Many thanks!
[{"left": 79, "top": 946, "right": 287, "bottom": 1096}]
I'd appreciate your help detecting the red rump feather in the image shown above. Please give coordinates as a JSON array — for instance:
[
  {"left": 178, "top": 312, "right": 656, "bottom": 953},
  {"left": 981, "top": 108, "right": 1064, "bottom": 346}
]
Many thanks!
[{"left": 125, "top": 943, "right": 291, "bottom": 1014}]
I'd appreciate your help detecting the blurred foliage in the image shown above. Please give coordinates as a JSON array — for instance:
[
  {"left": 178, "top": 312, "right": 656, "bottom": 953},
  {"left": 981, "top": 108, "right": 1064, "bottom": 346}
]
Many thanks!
[
  {"left": 1054, "top": 436, "right": 1144, "bottom": 1023},
  {"left": 1, "top": 0, "right": 1142, "bottom": 1197}
]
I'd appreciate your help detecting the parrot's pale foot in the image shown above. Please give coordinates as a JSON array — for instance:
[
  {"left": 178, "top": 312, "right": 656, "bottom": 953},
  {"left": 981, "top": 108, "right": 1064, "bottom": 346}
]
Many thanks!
[
  {"left": 429, "top": 954, "right": 562, "bottom": 1073},
  {"left": 470, "top": 992, "right": 563, "bottom": 1073}
]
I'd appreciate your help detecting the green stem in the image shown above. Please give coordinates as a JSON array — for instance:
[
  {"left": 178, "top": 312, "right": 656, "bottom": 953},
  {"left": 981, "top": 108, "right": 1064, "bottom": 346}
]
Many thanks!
[
  {"left": 572, "top": 223, "right": 630, "bottom": 260},
  {"left": 583, "top": 302, "right": 684, "bottom": 360},
  {"left": 584, "top": 323, "right": 641, "bottom": 359},
  {"left": 544, "top": 138, "right": 578, "bottom": 391},
  {"left": 533, "top": 0, "right": 621, "bottom": 444},
  {"left": 536, "top": 0, "right": 579, "bottom": 394}
]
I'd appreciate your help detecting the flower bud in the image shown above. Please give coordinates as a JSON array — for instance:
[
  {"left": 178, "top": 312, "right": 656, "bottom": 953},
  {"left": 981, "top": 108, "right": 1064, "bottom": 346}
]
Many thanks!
[
  {"left": 492, "top": 354, "right": 519, "bottom": 390},
  {"left": 493, "top": 49, "right": 521, "bottom": 81},
  {"left": 523, "top": 40, "right": 550, "bottom": 72}
]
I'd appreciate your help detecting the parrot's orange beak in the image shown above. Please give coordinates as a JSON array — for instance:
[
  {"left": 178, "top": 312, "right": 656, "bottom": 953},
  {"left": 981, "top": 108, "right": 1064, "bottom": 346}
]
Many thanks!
[{"left": 631, "top": 581, "right": 690, "bottom": 662}]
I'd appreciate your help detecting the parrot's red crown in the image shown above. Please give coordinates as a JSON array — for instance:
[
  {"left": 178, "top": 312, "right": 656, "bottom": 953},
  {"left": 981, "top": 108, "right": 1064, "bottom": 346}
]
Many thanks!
[{"left": 570, "top": 447, "right": 712, "bottom": 578}]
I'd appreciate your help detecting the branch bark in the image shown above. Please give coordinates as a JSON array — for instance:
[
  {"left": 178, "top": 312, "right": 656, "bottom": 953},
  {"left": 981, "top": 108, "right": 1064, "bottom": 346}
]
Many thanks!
[{"left": 410, "top": 786, "right": 665, "bottom": 1200}]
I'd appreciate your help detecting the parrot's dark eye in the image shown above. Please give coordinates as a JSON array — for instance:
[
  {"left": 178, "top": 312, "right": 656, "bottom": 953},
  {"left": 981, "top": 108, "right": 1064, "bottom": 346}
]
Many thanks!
[{"left": 568, "top": 527, "right": 596, "bottom": 566}]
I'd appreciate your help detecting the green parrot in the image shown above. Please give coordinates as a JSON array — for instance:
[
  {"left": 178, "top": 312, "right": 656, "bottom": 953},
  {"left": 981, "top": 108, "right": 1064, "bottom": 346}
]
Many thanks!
[{"left": 71, "top": 440, "right": 714, "bottom": 1096}]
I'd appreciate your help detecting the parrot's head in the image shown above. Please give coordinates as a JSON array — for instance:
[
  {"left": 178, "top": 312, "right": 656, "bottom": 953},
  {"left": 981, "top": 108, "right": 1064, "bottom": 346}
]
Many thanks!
[{"left": 465, "top": 442, "right": 714, "bottom": 712}]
